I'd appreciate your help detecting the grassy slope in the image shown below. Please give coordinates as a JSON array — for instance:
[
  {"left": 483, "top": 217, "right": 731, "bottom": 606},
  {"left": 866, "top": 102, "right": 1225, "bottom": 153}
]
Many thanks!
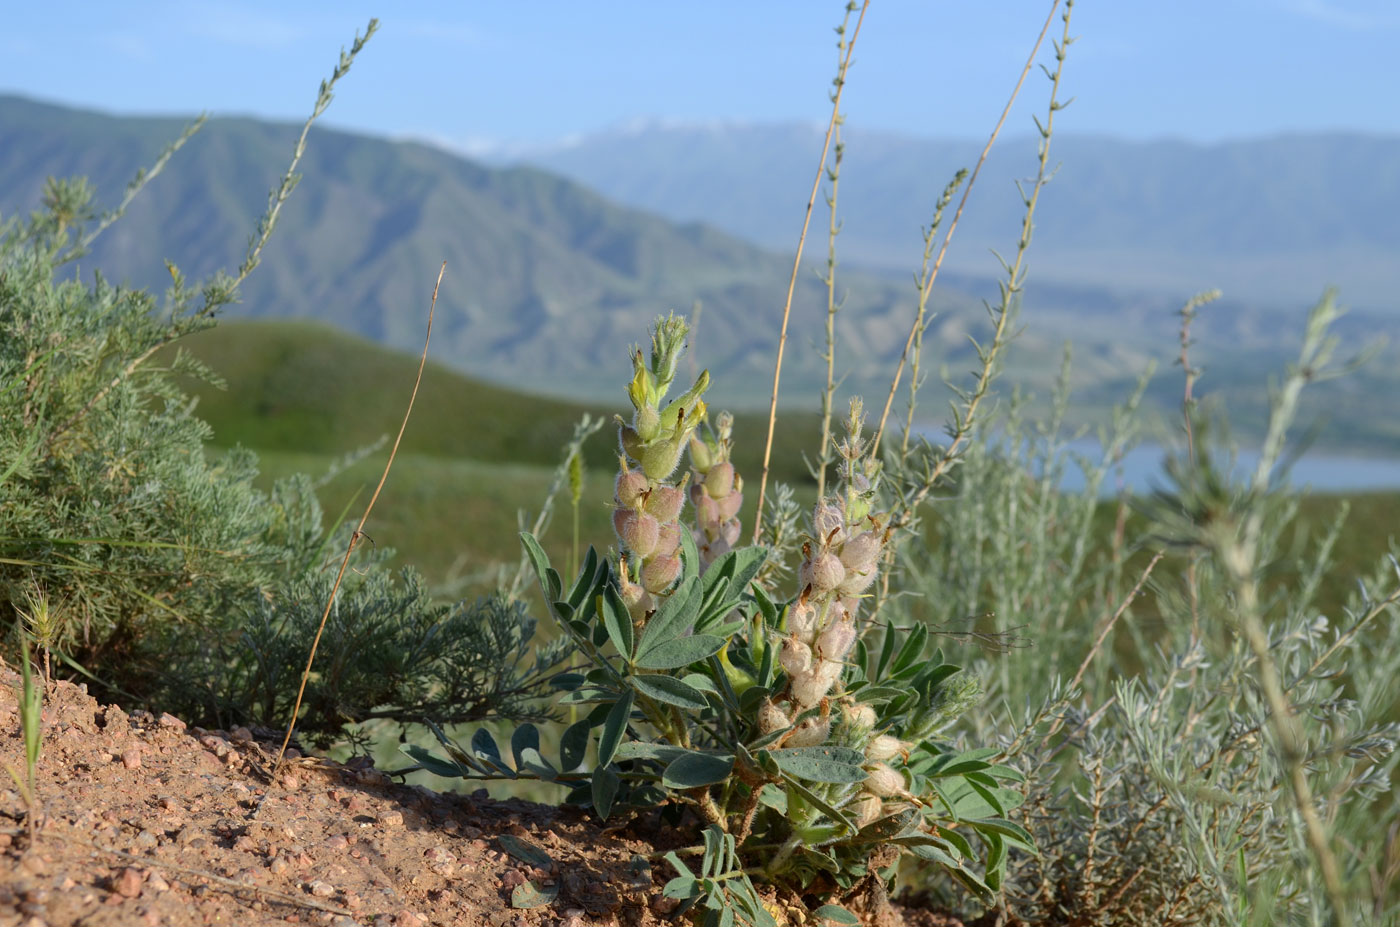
[{"left": 168, "top": 319, "right": 820, "bottom": 587}]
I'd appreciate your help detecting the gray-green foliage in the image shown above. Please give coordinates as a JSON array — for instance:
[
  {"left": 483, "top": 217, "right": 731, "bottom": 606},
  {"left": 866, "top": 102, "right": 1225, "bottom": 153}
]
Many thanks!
[
  {"left": 0, "top": 21, "right": 565, "bottom": 748},
  {"left": 896, "top": 296, "right": 1400, "bottom": 925}
]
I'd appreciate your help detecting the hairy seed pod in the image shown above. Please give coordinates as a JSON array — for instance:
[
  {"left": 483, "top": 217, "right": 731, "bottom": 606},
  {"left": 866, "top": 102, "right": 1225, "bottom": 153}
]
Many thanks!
[
  {"left": 817, "top": 616, "right": 857, "bottom": 662},
  {"left": 641, "top": 554, "right": 682, "bottom": 594},
  {"left": 694, "top": 492, "right": 719, "bottom": 528},
  {"left": 757, "top": 699, "right": 790, "bottom": 735},
  {"left": 642, "top": 438, "right": 684, "bottom": 482},
  {"left": 837, "top": 565, "right": 879, "bottom": 598},
  {"left": 865, "top": 734, "right": 904, "bottom": 763},
  {"left": 786, "top": 600, "right": 819, "bottom": 643},
  {"left": 615, "top": 510, "right": 660, "bottom": 558},
  {"left": 717, "top": 490, "right": 743, "bottom": 521},
  {"left": 653, "top": 522, "right": 681, "bottom": 558},
  {"left": 864, "top": 763, "right": 905, "bottom": 798},
  {"left": 704, "top": 461, "right": 735, "bottom": 498},
  {"left": 839, "top": 531, "right": 883, "bottom": 574},
  {"left": 843, "top": 701, "right": 878, "bottom": 732},
  {"left": 791, "top": 659, "right": 843, "bottom": 708},
  {"left": 785, "top": 717, "right": 831, "bottom": 748},
  {"left": 779, "top": 636, "right": 813, "bottom": 677},
  {"left": 720, "top": 519, "right": 741, "bottom": 546},
  {"left": 799, "top": 552, "right": 846, "bottom": 595},
  {"left": 852, "top": 793, "right": 884, "bottom": 828},
  {"left": 615, "top": 468, "right": 649, "bottom": 507},
  {"left": 812, "top": 500, "right": 847, "bottom": 545},
  {"left": 618, "top": 569, "right": 653, "bottom": 620},
  {"left": 644, "top": 484, "right": 686, "bottom": 522},
  {"left": 689, "top": 434, "right": 715, "bottom": 472},
  {"left": 619, "top": 425, "right": 645, "bottom": 461},
  {"left": 700, "top": 536, "right": 731, "bottom": 564},
  {"left": 634, "top": 406, "right": 661, "bottom": 442}
]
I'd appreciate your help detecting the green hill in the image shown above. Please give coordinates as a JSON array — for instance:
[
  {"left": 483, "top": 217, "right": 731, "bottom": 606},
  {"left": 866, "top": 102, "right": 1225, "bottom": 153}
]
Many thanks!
[{"left": 167, "top": 319, "right": 820, "bottom": 487}]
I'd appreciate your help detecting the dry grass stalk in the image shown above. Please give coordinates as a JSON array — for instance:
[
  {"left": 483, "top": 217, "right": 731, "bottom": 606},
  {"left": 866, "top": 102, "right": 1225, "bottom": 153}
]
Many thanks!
[{"left": 271, "top": 261, "right": 446, "bottom": 778}]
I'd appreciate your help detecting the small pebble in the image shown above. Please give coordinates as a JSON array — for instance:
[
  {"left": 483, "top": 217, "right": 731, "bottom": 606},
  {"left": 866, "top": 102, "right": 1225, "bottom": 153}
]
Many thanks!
[
  {"left": 116, "top": 867, "right": 143, "bottom": 898},
  {"left": 377, "top": 810, "right": 403, "bottom": 827},
  {"left": 157, "top": 713, "right": 186, "bottom": 731},
  {"left": 306, "top": 880, "right": 335, "bottom": 898}
]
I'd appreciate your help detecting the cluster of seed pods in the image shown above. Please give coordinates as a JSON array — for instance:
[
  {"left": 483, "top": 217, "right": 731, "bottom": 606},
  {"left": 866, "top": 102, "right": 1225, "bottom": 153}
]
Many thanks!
[
  {"left": 688, "top": 411, "right": 744, "bottom": 569},
  {"left": 760, "top": 400, "right": 915, "bottom": 827},
  {"left": 613, "top": 465, "right": 688, "bottom": 618},
  {"left": 612, "top": 316, "right": 709, "bottom": 623}
]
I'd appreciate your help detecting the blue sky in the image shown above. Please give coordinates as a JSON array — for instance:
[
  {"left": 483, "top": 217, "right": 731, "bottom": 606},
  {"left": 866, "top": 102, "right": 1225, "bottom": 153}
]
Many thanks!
[{"left": 2, "top": 1, "right": 1397, "bottom": 150}]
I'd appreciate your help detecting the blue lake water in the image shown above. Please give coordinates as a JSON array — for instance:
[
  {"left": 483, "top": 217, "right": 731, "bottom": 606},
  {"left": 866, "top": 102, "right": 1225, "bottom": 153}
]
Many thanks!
[{"left": 1051, "top": 442, "right": 1400, "bottom": 495}]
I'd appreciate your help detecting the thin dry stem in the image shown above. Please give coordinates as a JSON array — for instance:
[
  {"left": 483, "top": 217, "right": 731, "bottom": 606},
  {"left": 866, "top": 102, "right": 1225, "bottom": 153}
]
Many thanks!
[
  {"left": 271, "top": 261, "right": 445, "bottom": 778},
  {"left": 884, "top": 0, "right": 1073, "bottom": 532},
  {"left": 816, "top": 123, "right": 846, "bottom": 500},
  {"left": 48, "top": 19, "right": 378, "bottom": 446},
  {"left": 870, "top": 0, "right": 1063, "bottom": 459},
  {"left": 753, "top": 0, "right": 868, "bottom": 543}
]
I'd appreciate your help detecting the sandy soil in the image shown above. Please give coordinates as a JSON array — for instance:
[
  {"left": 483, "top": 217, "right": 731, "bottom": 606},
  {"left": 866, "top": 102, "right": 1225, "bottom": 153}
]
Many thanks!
[{"left": 0, "top": 672, "right": 965, "bottom": 927}]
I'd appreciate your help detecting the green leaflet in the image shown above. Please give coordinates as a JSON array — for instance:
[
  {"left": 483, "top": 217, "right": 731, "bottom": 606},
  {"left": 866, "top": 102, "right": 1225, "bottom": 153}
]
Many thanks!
[
  {"left": 662, "top": 751, "right": 735, "bottom": 789},
  {"left": 766, "top": 745, "right": 867, "bottom": 784},
  {"left": 634, "top": 634, "right": 726, "bottom": 670},
  {"left": 635, "top": 575, "right": 702, "bottom": 660},
  {"left": 630, "top": 673, "right": 709, "bottom": 710},
  {"left": 597, "top": 691, "right": 634, "bottom": 767}
]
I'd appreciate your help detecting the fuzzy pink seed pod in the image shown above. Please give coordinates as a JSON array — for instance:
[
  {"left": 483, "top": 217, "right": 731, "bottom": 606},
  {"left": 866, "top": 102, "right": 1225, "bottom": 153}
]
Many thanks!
[
  {"left": 694, "top": 492, "right": 720, "bottom": 527},
  {"left": 618, "top": 570, "right": 654, "bottom": 620},
  {"left": 717, "top": 490, "right": 743, "bottom": 521},
  {"left": 615, "top": 468, "right": 649, "bottom": 507},
  {"left": 704, "top": 461, "right": 735, "bottom": 498},
  {"left": 700, "top": 536, "right": 731, "bottom": 564},
  {"left": 786, "top": 600, "right": 819, "bottom": 643},
  {"left": 720, "top": 519, "right": 741, "bottom": 546},
  {"left": 644, "top": 485, "right": 686, "bottom": 522},
  {"left": 641, "top": 554, "right": 682, "bottom": 594},
  {"left": 812, "top": 500, "right": 847, "bottom": 545},
  {"left": 799, "top": 552, "right": 846, "bottom": 595},
  {"left": 784, "top": 717, "right": 831, "bottom": 748},
  {"left": 817, "top": 617, "right": 857, "bottom": 662},
  {"left": 779, "top": 636, "right": 814, "bottom": 677},
  {"left": 864, "top": 734, "right": 904, "bottom": 763},
  {"left": 757, "top": 699, "right": 790, "bottom": 735},
  {"left": 654, "top": 523, "right": 682, "bottom": 558},
  {"left": 839, "top": 531, "right": 883, "bottom": 574},
  {"left": 852, "top": 793, "right": 884, "bottom": 828},
  {"left": 790, "top": 659, "right": 843, "bottom": 708},
  {"left": 864, "top": 763, "right": 905, "bottom": 798},
  {"left": 616, "top": 510, "right": 660, "bottom": 558}
]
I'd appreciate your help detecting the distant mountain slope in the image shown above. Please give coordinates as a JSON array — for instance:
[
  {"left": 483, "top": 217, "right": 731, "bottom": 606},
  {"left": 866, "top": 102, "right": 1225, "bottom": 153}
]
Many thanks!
[
  {"left": 516, "top": 122, "right": 1400, "bottom": 312},
  {"left": 0, "top": 94, "right": 967, "bottom": 407},
  {"left": 3, "top": 95, "right": 1398, "bottom": 450}
]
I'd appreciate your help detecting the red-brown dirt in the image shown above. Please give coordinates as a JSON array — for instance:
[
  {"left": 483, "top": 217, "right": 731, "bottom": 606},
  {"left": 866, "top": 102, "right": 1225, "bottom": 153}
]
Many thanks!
[{"left": 0, "top": 673, "right": 966, "bottom": 927}]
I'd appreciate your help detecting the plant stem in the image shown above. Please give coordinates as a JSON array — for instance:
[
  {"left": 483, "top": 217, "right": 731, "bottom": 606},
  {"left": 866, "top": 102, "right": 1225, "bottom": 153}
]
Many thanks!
[{"left": 753, "top": 0, "right": 868, "bottom": 544}]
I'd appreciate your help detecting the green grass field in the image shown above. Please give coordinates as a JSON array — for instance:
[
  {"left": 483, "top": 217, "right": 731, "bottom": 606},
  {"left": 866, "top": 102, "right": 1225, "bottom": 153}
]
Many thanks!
[{"left": 176, "top": 320, "right": 1399, "bottom": 617}]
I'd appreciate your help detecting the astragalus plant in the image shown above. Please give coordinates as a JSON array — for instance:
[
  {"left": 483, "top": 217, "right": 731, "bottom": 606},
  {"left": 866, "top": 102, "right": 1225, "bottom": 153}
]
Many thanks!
[{"left": 407, "top": 316, "right": 1027, "bottom": 925}]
